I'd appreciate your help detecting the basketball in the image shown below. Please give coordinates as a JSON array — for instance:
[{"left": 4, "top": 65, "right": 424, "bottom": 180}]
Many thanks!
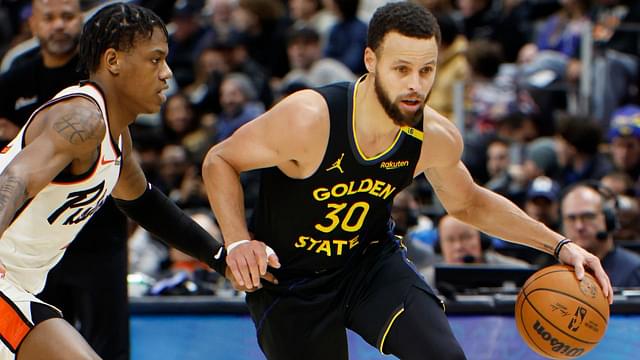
[{"left": 515, "top": 265, "right": 609, "bottom": 359}]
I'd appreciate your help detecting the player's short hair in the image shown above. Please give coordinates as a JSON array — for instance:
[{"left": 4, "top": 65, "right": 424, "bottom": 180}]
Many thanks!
[
  {"left": 78, "top": 3, "right": 168, "bottom": 75},
  {"left": 367, "top": 2, "right": 440, "bottom": 53}
]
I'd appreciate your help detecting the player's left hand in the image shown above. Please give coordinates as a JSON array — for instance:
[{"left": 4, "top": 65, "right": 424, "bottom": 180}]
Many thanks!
[
  {"left": 558, "top": 241, "right": 614, "bottom": 304},
  {"left": 224, "top": 267, "right": 277, "bottom": 292},
  {"left": 225, "top": 240, "right": 280, "bottom": 290}
]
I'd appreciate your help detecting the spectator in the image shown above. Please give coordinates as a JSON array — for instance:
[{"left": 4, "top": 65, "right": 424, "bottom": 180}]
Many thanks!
[
  {"left": 601, "top": 171, "right": 635, "bottom": 197},
  {"left": 555, "top": 114, "right": 614, "bottom": 186},
  {"left": 175, "top": 164, "right": 211, "bottom": 210},
  {"left": 279, "top": 26, "right": 355, "bottom": 93},
  {"left": 214, "top": 72, "right": 263, "bottom": 143},
  {"left": 561, "top": 182, "right": 640, "bottom": 287},
  {"left": 0, "top": 0, "right": 83, "bottom": 144},
  {"left": 213, "top": 32, "right": 274, "bottom": 108},
  {"left": 466, "top": 40, "right": 535, "bottom": 133},
  {"left": 167, "top": 0, "right": 208, "bottom": 87},
  {"left": 436, "top": 215, "right": 529, "bottom": 267},
  {"left": 428, "top": 13, "right": 470, "bottom": 120},
  {"left": 484, "top": 137, "right": 524, "bottom": 201},
  {"left": 233, "top": 0, "right": 291, "bottom": 78},
  {"left": 414, "top": 0, "right": 456, "bottom": 15},
  {"left": 392, "top": 189, "right": 432, "bottom": 237},
  {"left": 159, "top": 144, "right": 191, "bottom": 198},
  {"left": 523, "top": 136, "right": 560, "bottom": 181},
  {"left": 201, "top": 0, "right": 238, "bottom": 43},
  {"left": 607, "top": 105, "right": 640, "bottom": 182},
  {"left": 486, "top": 137, "right": 511, "bottom": 183},
  {"left": 288, "top": 0, "right": 336, "bottom": 44},
  {"left": 590, "top": 0, "right": 640, "bottom": 123},
  {"left": 518, "top": 0, "right": 592, "bottom": 85},
  {"left": 458, "top": 0, "right": 529, "bottom": 62},
  {"left": 323, "top": 0, "right": 368, "bottom": 74},
  {"left": 184, "top": 44, "right": 229, "bottom": 114},
  {"left": 614, "top": 195, "right": 640, "bottom": 242},
  {"left": 494, "top": 112, "right": 539, "bottom": 154},
  {"left": 161, "top": 92, "right": 213, "bottom": 160},
  {"left": 524, "top": 176, "right": 561, "bottom": 232},
  {"left": 130, "top": 130, "right": 167, "bottom": 189},
  {"left": 392, "top": 189, "right": 437, "bottom": 270}
]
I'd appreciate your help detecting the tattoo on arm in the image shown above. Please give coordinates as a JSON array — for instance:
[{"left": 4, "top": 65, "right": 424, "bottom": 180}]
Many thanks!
[
  {"left": 0, "top": 173, "right": 28, "bottom": 231},
  {"left": 52, "top": 108, "right": 103, "bottom": 145}
]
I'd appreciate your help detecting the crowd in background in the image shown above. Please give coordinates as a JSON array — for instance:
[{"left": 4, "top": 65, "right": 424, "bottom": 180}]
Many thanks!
[{"left": 1, "top": 0, "right": 639, "bottom": 297}]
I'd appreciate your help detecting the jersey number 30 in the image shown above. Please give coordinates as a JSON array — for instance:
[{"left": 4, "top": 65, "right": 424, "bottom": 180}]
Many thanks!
[{"left": 315, "top": 202, "right": 370, "bottom": 233}]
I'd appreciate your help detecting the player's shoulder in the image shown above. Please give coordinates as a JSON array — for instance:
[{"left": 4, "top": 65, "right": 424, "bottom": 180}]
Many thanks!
[
  {"left": 422, "top": 106, "right": 462, "bottom": 147},
  {"left": 273, "top": 89, "right": 329, "bottom": 129},
  {"left": 40, "top": 96, "right": 106, "bottom": 149},
  {"left": 279, "top": 89, "right": 327, "bottom": 114}
]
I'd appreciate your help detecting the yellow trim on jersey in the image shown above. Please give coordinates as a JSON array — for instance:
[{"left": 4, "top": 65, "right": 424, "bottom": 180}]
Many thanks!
[
  {"left": 379, "top": 307, "right": 405, "bottom": 355},
  {"left": 352, "top": 76, "right": 403, "bottom": 161},
  {"left": 401, "top": 126, "right": 423, "bottom": 141}
]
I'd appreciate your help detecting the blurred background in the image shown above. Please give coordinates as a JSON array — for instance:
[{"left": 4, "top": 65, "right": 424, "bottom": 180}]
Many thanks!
[{"left": 1, "top": 0, "right": 640, "bottom": 359}]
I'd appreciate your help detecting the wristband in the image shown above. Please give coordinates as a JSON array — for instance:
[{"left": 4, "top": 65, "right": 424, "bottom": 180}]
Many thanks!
[
  {"left": 226, "top": 241, "right": 276, "bottom": 259},
  {"left": 226, "top": 240, "right": 251, "bottom": 253},
  {"left": 554, "top": 238, "right": 573, "bottom": 260}
]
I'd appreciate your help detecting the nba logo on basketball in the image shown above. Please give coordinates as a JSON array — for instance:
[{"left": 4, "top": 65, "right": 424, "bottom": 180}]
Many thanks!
[{"left": 515, "top": 265, "right": 610, "bottom": 359}]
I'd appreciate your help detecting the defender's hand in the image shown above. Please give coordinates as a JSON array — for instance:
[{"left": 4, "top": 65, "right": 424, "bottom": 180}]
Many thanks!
[
  {"left": 226, "top": 240, "right": 280, "bottom": 289},
  {"left": 558, "top": 241, "right": 614, "bottom": 304}
]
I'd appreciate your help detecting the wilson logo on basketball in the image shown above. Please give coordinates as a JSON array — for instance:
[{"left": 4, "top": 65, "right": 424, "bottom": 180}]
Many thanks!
[{"left": 532, "top": 320, "right": 585, "bottom": 357}]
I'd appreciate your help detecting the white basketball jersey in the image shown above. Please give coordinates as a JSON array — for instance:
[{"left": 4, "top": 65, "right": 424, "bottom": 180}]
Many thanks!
[{"left": 0, "top": 82, "right": 122, "bottom": 294}]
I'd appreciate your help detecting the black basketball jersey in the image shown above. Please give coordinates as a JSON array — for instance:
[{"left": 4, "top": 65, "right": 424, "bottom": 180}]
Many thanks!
[{"left": 252, "top": 78, "right": 424, "bottom": 276}]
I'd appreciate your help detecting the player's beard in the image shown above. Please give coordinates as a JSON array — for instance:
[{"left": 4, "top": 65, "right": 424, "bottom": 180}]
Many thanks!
[{"left": 374, "top": 76, "right": 427, "bottom": 127}]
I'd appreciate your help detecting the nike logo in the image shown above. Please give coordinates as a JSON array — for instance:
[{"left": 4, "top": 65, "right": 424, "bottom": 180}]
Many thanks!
[
  {"left": 213, "top": 247, "right": 224, "bottom": 260},
  {"left": 100, "top": 156, "right": 120, "bottom": 166}
]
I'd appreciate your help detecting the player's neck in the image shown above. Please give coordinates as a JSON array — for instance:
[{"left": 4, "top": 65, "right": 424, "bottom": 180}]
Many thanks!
[
  {"left": 353, "top": 75, "right": 402, "bottom": 158},
  {"left": 41, "top": 50, "right": 76, "bottom": 68},
  {"left": 89, "top": 76, "right": 136, "bottom": 137}
]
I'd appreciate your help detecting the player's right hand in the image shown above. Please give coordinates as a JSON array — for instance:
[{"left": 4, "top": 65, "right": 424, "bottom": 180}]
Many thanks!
[
  {"left": 558, "top": 241, "right": 613, "bottom": 304},
  {"left": 225, "top": 240, "right": 280, "bottom": 289}
]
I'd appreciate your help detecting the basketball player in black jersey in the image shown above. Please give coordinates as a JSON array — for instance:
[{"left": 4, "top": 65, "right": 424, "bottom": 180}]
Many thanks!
[{"left": 203, "top": 2, "right": 613, "bottom": 359}]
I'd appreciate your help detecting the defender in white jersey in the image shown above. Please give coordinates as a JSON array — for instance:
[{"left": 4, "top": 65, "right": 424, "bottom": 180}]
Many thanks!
[
  {"left": 0, "top": 83, "right": 121, "bottom": 296},
  {"left": 0, "top": 4, "right": 278, "bottom": 360}
]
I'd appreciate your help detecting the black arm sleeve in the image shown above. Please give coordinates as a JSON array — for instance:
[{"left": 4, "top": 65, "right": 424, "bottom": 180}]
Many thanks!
[{"left": 114, "top": 184, "right": 226, "bottom": 275}]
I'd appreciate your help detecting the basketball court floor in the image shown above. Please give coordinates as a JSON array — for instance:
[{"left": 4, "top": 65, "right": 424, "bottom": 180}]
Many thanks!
[{"left": 131, "top": 313, "right": 639, "bottom": 359}]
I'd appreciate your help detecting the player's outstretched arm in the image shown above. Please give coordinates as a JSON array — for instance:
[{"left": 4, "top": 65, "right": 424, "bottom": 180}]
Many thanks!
[
  {"left": 417, "top": 108, "right": 613, "bottom": 303},
  {"left": 112, "top": 129, "right": 228, "bottom": 276},
  {"left": 202, "top": 90, "right": 327, "bottom": 289},
  {"left": 0, "top": 99, "right": 105, "bottom": 276}
]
